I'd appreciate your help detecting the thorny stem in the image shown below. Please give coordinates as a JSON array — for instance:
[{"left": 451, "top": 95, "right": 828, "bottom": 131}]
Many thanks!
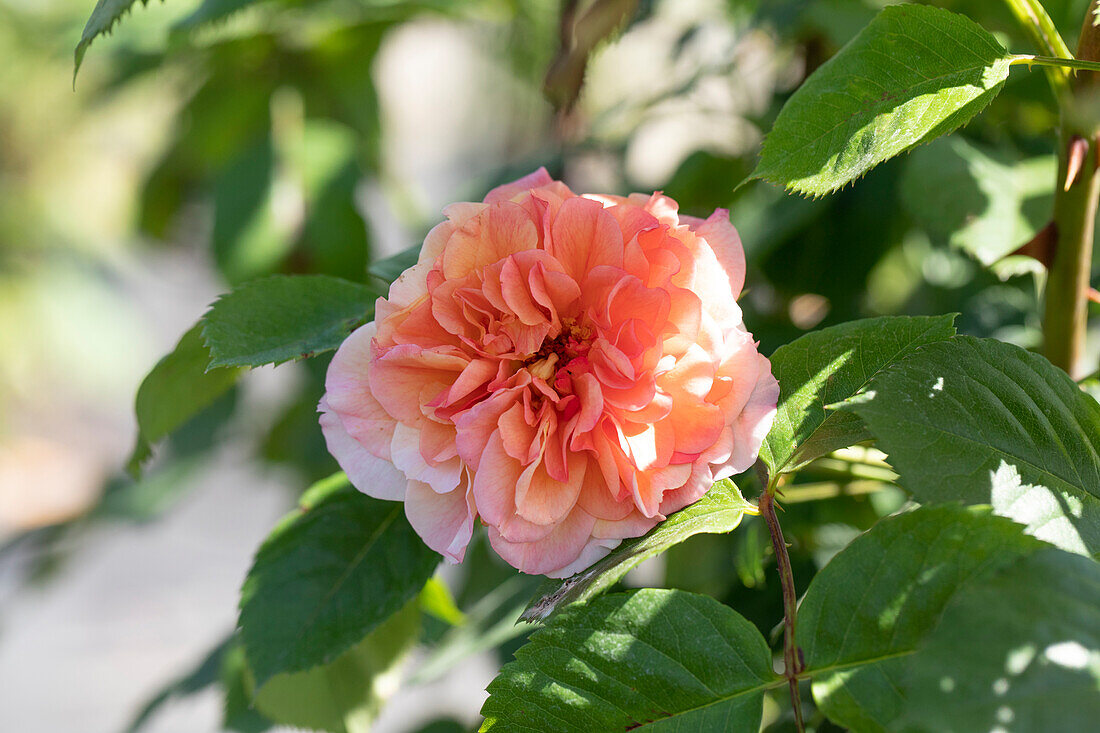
[
  {"left": 759, "top": 479, "right": 804, "bottom": 732},
  {"left": 1043, "top": 2, "right": 1100, "bottom": 378}
]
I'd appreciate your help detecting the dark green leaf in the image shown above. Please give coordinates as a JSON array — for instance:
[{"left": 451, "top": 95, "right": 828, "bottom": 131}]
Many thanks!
[
  {"left": 751, "top": 5, "right": 1012, "bottom": 196},
  {"left": 201, "top": 275, "right": 377, "bottom": 369},
  {"left": 222, "top": 643, "right": 274, "bottom": 733},
  {"left": 522, "top": 479, "right": 755, "bottom": 621},
  {"left": 252, "top": 600, "right": 421, "bottom": 733},
  {"left": 171, "top": 0, "right": 262, "bottom": 34},
  {"left": 239, "top": 474, "right": 439, "bottom": 688},
  {"left": 74, "top": 0, "right": 153, "bottom": 83},
  {"left": 799, "top": 506, "right": 1100, "bottom": 731},
  {"left": 894, "top": 548, "right": 1100, "bottom": 731},
  {"left": 128, "top": 324, "right": 242, "bottom": 475},
  {"left": 843, "top": 336, "right": 1100, "bottom": 555},
  {"left": 798, "top": 505, "right": 1042, "bottom": 730},
  {"left": 481, "top": 589, "right": 779, "bottom": 732},
  {"left": 901, "top": 135, "right": 1054, "bottom": 273},
  {"left": 760, "top": 315, "right": 957, "bottom": 476}
]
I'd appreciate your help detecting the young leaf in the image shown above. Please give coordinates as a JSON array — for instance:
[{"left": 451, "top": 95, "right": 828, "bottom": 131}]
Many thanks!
[
  {"left": 481, "top": 589, "right": 779, "bottom": 732},
  {"left": 901, "top": 135, "right": 1054, "bottom": 271},
  {"left": 252, "top": 600, "right": 421, "bottom": 733},
  {"left": 128, "top": 324, "right": 242, "bottom": 475},
  {"left": 751, "top": 5, "right": 1012, "bottom": 197},
  {"left": 201, "top": 275, "right": 377, "bottom": 369},
  {"left": 798, "top": 506, "right": 1099, "bottom": 730},
  {"left": 74, "top": 0, "right": 154, "bottom": 83},
  {"left": 760, "top": 314, "right": 957, "bottom": 476},
  {"left": 239, "top": 474, "right": 440, "bottom": 688},
  {"left": 842, "top": 336, "right": 1100, "bottom": 555},
  {"left": 522, "top": 479, "right": 756, "bottom": 621}
]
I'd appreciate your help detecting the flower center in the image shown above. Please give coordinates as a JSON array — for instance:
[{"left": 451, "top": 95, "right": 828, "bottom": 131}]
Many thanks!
[{"left": 523, "top": 318, "right": 593, "bottom": 382}]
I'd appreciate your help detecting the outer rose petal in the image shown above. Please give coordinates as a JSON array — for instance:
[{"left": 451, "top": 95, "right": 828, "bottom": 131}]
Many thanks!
[
  {"left": 686, "top": 209, "right": 746, "bottom": 298},
  {"left": 487, "top": 507, "right": 598, "bottom": 576},
  {"left": 404, "top": 479, "right": 474, "bottom": 563},
  {"left": 319, "top": 404, "right": 406, "bottom": 501},
  {"left": 724, "top": 355, "right": 780, "bottom": 475}
]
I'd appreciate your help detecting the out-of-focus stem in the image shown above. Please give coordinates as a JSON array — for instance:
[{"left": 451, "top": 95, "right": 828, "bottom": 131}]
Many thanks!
[{"left": 1045, "top": 1, "right": 1100, "bottom": 378}]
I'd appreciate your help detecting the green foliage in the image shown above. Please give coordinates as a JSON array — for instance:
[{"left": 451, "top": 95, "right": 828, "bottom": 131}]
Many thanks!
[
  {"left": 238, "top": 474, "right": 440, "bottom": 688},
  {"left": 901, "top": 135, "right": 1055, "bottom": 273},
  {"left": 799, "top": 505, "right": 1100, "bottom": 731},
  {"left": 369, "top": 244, "right": 421, "bottom": 283},
  {"left": 481, "top": 589, "right": 779, "bottom": 732},
  {"left": 172, "top": 0, "right": 264, "bottom": 34},
  {"left": 124, "top": 635, "right": 234, "bottom": 733},
  {"left": 201, "top": 275, "right": 377, "bottom": 369},
  {"left": 843, "top": 335, "right": 1100, "bottom": 555},
  {"left": 761, "top": 315, "right": 957, "bottom": 476},
  {"left": 751, "top": 5, "right": 1012, "bottom": 196},
  {"left": 252, "top": 600, "right": 421, "bottom": 733},
  {"left": 128, "top": 324, "right": 242, "bottom": 475},
  {"left": 74, "top": 0, "right": 154, "bottom": 82},
  {"left": 522, "top": 479, "right": 756, "bottom": 621}
]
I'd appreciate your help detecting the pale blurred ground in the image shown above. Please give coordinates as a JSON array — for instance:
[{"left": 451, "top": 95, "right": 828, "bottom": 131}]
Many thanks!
[{"left": 0, "top": 2, "right": 777, "bottom": 730}]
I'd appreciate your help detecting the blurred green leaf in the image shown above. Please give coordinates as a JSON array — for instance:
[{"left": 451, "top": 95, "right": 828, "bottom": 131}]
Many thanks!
[
  {"left": 201, "top": 274, "right": 377, "bottom": 369},
  {"left": 172, "top": 0, "right": 264, "bottom": 34},
  {"left": 760, "top": 315, "right": 957, "bottom": 476},
  {"left": 522, "top": 479, "right": 755, "bottom": 622},
  {"left": 901, "top": 135, "right": 1054, "bottom": 273},
  {"left": 252, "top": 600, "right": 421, "bottom": 733},
  {"left": 482, "top": 589, "right": 779, "bottom": 731},
  {"left": 128, "top": 324, "right": 242, "bottom": 476},
  {"left": 74, "top": 0, "right": 153, "bottom": 83},
  {"left": 239, "top": 474, "right": 439, "bottom": 688},
  {"left": 752, "top": 5, "right": 1012, "bottom": 196},
  {"left": 843, "top": 336, "right": 1100, "bottom": 555},
  {"left": 419, "top": 577, "right": 467, "bottom": 627},
  {"left": 369, "top": 244, "right": 420, "bottom": 283},
  {"left": 124, "top": 635, "right": 235, "bottom": 733},
  {"left": 222, "top": 643, "right": 275, "bottom": 733}
]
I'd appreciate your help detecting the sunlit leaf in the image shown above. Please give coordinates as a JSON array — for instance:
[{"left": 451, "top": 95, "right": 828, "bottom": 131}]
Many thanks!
[
  {"left": 482, "top": 589, "right": 778, "bottom": 732},
  {"left": 201, "top": 275, "right": 377, "bottom": 369},
  {"left": 522, "top": 479, "right": 756, "bottom": 621},
  {"left": 761, "top": 315, "right": 957, "bottom": 476},
  {"left": 74, "top": 0, "right": 154, "bottom": 82},
  {"left": 751, "top": 5, "right": 1012, "bottom": 196},
  {"left": 239, "top": 474, "right": 439, "bottom": 688},
  {"left": 842, "top": 336, "right": 1100, "bottom": 555}
]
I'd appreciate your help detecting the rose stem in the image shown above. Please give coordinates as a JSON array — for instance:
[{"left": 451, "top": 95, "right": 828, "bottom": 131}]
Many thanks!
[{"left": 758, "top": 472, "right": 804, "bottom": 732}]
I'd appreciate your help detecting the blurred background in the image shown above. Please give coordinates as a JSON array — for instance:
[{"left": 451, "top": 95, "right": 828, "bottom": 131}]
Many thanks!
[{"left": 0, "top": 0, "right": 1097, "bottom": 731}]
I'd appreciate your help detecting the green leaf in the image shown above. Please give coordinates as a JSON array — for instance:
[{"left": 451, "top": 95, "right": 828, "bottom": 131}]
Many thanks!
[
  {"left": 760, "top": 315, "right": 957, "bottom": 476},
  {"left": 201, "top": 275, "right": 377, "bottom": 369},
  {"left": 252, "top": 600, "right": 421, "bottom": 733},
  {"left": 797, "top": 505, "right": 1042, "bottom": 731},
  {"left": 893, "top": 548, "right": 1100, "bottom": 731},
  {"left": 900, "top": 135, "right": 1054, "bottom": 273},
  {"left": 799, "top": 507, "right": 1100, "bottom": 731},
  {"left": 419, "top": 577, "right": 467, "bottom": 627},
  {"left": 74, "top": 0, "right": 154, "bottom": 83},
  {"left": 481, "top": 588, "right": 779, "bottom": 732},
  {"left": 751, "top": 5, "right": 1012, "bottom": 197},
  {"left": 222, "top": 643, "right": 274, "bottom": 733},
  {"left": 128, "top": 324, "right": 242, "bottom": 475},
  {"left": 239, "top": 473, "right": 440, "bottom": 688},
  {"left": 522, "top": 479, "right": 755, "bottom": 622},
  {"left": 843, "top": 335, "right": 1100, "bottom": 555},
  {"left": 369, "top": 243, "right": 421, "bottom": 283},
  {"left": 171, "top": 0, "right": 261, "bottom": 34}
]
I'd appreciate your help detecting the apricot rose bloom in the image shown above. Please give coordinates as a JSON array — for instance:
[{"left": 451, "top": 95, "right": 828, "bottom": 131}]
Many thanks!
[{"left": 319, "top": 169, "right": 778, "bottom": 577}]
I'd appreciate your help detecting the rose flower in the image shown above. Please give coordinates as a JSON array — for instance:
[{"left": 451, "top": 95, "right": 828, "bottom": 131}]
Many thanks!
[{"left": 319, "top": 169, "right": 778, "bottom": 577}]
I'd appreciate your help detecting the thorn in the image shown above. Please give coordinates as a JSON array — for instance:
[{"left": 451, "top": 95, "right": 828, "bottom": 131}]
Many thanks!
[
  {"left": 1010, "top": 221, "right": 1058, "bottom": 269},
  {"left": 1090, "top": 288, "right": 1100, "bottom": 305},
  {"left": 1066, "top": 135, "right": 1089, "bottom": 190}
]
